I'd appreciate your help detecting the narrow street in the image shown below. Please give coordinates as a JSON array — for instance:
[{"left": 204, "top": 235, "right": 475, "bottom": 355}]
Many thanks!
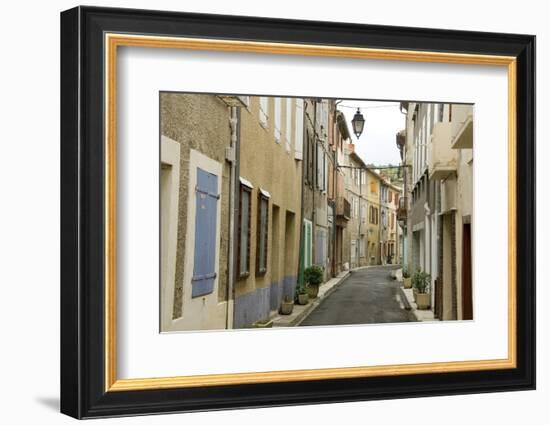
[{"left": 299, "top": 265, "right": 415, "bottom": 327}]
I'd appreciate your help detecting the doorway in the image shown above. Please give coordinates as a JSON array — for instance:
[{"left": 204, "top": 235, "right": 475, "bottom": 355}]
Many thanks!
[{"left": 462, "top": 222, "right": 473, "bottom": 320}]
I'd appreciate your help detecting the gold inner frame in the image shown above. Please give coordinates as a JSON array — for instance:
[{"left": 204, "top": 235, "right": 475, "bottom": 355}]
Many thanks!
[{"left": 104, "top": 33, "right": 517, "bottom": 392}]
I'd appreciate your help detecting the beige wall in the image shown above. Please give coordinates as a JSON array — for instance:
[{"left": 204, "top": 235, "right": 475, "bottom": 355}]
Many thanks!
[
  {"left": 234, "top": 96, "right": 303, "bottom": 327},
  {"left": 160, "top": 93, "right": 232, "bottom": 331}
]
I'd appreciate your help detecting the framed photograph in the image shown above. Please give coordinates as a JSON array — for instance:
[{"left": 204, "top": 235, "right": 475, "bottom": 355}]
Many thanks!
[{"left": 60, "top": 6, "right": 535, "bottom": 419}]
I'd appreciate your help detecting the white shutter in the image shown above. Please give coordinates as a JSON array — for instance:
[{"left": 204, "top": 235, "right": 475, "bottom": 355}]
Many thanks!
[
  {"left": 317, "top": 144, "right": 323, "bottom": 190},
  {"left": 294, "top": 99, "right": 304, "bottom": 160},
  {"left": 274, "top": 97, "right": 281, "bottom": 143},
  {"left": 285, "top": 98, "right": 292, "bottom": 152},
  {"left": 259, "top": 97, "right": 268, "bottom": 127},
  {"left": 324, "top": 152, "right": 328, "bottom": 192}
]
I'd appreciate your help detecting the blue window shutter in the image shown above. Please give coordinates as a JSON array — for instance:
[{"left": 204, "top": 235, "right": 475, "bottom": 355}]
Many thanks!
[{"left": 192, "top": 168, "right": 219, "bottom": 297}]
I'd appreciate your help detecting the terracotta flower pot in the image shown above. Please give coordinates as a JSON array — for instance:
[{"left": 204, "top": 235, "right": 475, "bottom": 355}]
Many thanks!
[
  {"left": 253, "top": 319, "right": 274, "bottom": 328},
  {"left": 306, "top": 284, "right": 319, "bottom": 299},
  {"left": 416, "top": 293, "right": 431, "bottom": 310},
  {"left": 403, "top": 277, "right": 412, "bottom": 289},
  {"left": 280, "top": 301, "right": 294, "bottom": 315},
  {"left": 298, "top": 293, "right": 309, "bottom": 305}
]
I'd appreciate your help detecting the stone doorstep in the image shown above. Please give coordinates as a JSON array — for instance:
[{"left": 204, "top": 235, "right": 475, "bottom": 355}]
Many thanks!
[
  {"left": 271, "top": 271, "right": 351, "bottom": 327},
  {"left": 398, "top": 287, "right": 437, "bottom": 322}
]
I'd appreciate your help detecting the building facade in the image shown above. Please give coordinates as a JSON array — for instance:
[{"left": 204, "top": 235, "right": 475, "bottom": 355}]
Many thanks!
[
  {"left": 160, "top": 93, "right": 236, "bottom": 332},
  {"left": 235, "top": 96, "right": 304, "bottom": 328},
  {"left": 329, "top": 110, "right": 351, "bottom": 276},
  {"left": 343, "top": 147, "right": 368, "bottom": 268},
  {"left": 301, "top": 99, "right": 333, "bottom": 284},
  {"left": 379, "top": 181, "right": 401, "bottom": 265},
  {"left": 365, "top": 169, "right": 382, "bottom": 265},
  {"left": 401, "top": 102, "right": 474, "bottom": 321}
]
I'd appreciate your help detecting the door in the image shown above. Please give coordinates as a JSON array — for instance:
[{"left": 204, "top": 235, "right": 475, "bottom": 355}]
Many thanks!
[
  {"left": 191, "top": 168, "right": 219, "bottom": 297},
  {"left": 462, "top": 223, "right": 473, "bottom": 320}
]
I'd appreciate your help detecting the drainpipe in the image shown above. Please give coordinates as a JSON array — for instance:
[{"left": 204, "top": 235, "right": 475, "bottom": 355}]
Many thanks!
[
  {"left": 297, "top": 101, "right": 307, "bottom": 294},
  {"left": 379, "top": 183, "right": 383, "bottom": 265},
  {"left": 226, "top": 106, "right": 240, "bottom": 329},
  {"left": 331, "top": 108, "right": 338, "bottom": 277}
]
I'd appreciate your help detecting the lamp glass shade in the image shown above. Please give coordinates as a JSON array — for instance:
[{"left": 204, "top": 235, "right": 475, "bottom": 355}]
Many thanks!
[{"left": 351, "top": 109, "right": 365, "bottom": 139}]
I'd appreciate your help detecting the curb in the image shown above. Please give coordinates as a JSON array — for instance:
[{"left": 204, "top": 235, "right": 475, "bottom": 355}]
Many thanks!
[
  {"left": 398, "top": 287, "right": 412, "bottom": 310},
  {"left": 272, "top": 271, "right": 351, "bottom": 327}
]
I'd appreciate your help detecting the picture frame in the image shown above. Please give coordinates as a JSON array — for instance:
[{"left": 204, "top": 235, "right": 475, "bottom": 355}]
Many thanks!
[{"left": 60, "top": 5, "right": 535, "bottom": 419}]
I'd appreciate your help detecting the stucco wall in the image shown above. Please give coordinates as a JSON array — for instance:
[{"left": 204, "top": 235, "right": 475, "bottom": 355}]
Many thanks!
[
  {"left": 160, "top": 93, "right": 232, "bottom": 322},
  {"left": 234, "top": 96, "right": 303, "bottom": 327}
]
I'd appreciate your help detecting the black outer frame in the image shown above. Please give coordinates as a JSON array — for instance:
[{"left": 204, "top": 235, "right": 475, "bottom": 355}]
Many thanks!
[{"left": 60, "top": 6, "right": 536, "bottom": 419}]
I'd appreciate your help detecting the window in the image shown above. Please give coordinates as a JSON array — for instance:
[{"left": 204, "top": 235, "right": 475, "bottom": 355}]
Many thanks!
[
  {"left": 306, "top": 131, "right": 314, "bottom": 185},
  {"left": 238, "top": 181, "right": 252, "bottom": 278},
  {"left": 191, "top": 167, "right": 219, "bottom": 298},
  {"left": 259, "top": 97, "right": 268, "bottom": 128},
  {"left": 304, "top": 130, "right": 313, "bottom": 185},
  {"left": 315, "top": 228, "right": 327, "bottom": 266},
  {"left": 317, "top": 145, "right": 326, "bottom": 191},
  {"left": 274, "top": 97, "right": 281, "bottom": 142},
  {"left": 256, "top": 191, "right": 269, "bottom": 275}
]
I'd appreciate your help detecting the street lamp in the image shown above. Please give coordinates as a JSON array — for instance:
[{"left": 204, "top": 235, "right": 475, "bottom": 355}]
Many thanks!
[{"left": 351, "top": 108, "right": 365, "bottom": 139}]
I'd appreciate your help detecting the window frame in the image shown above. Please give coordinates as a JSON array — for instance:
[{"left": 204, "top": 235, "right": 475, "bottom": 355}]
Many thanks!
[
  {"left": 256, "top": 190, "right": 269, "bottom": 276},
  {"left": 237, "top": 183, "right": 252, "bottom": 279}
]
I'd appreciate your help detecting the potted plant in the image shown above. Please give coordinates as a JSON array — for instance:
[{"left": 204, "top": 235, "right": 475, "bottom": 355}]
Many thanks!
[
  {"left": 403, "top": 267, "right": 412, "bottom": 289},
  {"left": 280, "top": 295, "right": 294, "bottom": 315},
  {"left": 412, "top": 270, "right": 431, "bottom": 310},
  {"left": 304, "top": 265, "right": 324, "bottom": 299},
  {"left": 252, "top": 319, "right": 274, "bottom": 328},
  {"left": 297, "top": 286, "right": 309, "bottom": 305}
]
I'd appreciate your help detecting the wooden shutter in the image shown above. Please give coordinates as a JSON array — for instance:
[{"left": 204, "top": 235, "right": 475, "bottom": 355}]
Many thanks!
[
  {"left": 237, "top": 181, "right": 252, "bottom": 278},
  {"left": 315, "top": 228, "right": 327, "bottom": 266},
  {"left": 316, "top": 145, "right": 322, "bottom": 189},
  {"left": 191, "top": 168, "right": 219, "bottom": 297},
  {"left": 256, "top": 192, "right": 269, "bottom": 275},
  {"left": 303, "top": 220, "right": 312, "bottom": 268}
]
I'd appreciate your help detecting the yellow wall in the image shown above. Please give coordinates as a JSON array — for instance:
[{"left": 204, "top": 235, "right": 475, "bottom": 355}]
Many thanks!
[
  {"left": 366, "top": 171, "right": 381, "bottom": 263},
  {"left": 236, "top": 96, "right": 303, "bottom": 301}
]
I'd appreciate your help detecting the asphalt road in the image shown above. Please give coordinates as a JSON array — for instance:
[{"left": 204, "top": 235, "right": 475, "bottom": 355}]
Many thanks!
[{"left": 299, "top": 265, "right": 416, "bottom": 327}]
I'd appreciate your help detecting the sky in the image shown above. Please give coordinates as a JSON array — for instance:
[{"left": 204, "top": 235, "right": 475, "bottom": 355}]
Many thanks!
[{"left": 338, "top": 100, "right": 405, "bottom": 166}]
